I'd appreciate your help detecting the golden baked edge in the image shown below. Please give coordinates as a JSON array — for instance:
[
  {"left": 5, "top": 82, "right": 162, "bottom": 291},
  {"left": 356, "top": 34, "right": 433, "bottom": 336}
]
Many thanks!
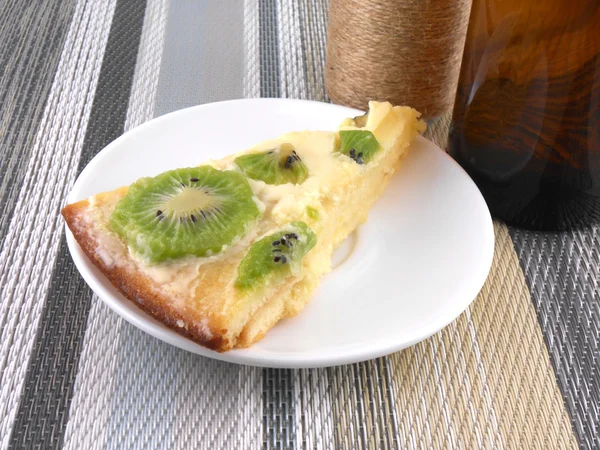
[{"left": 62, "top": 199, "right": 232, "bottom": 352}]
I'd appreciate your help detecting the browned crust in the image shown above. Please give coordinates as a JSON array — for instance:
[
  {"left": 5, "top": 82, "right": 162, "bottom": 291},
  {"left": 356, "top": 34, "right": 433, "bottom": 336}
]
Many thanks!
[{"left": 62, "top": 200, "right": 232, "bottom": 352}]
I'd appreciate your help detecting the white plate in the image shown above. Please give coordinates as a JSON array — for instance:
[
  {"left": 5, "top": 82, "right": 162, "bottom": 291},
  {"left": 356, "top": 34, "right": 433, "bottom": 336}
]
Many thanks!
[{"left": 66, "top": 98, "right": 494, "bottom": 368}]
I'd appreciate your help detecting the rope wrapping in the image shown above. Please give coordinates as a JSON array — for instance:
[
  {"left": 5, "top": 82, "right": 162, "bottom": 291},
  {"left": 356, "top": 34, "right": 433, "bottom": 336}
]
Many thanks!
[{"left": 325, "top": 0, "right": 471, "bottom": 119}]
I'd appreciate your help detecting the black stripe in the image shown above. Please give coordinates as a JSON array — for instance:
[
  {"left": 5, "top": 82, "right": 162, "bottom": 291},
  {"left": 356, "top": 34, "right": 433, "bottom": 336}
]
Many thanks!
[
  {"left": 0, "top": 0, "right": 77, "bottom": 247},
  {"left": 8, "top": 0, "right": 147, "bottom": 448},
  {"left": 509, "top": 227, "right": 599, "bottom": 449}
]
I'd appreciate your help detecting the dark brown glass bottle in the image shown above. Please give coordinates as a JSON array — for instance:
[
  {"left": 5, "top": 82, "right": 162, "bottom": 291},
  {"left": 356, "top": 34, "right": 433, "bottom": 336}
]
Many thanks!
[{"left": 449, "top": 1, "right": 600, "bottom": 230}]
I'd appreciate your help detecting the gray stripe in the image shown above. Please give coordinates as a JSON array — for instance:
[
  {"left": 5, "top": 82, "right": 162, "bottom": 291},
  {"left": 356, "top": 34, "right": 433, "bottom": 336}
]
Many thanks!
[
  {"left": 0, "top": 0, "right": 77, "bottom": 247},
  {"left": 293, "top": 368, "right": 336, "bottom": 448},
  {"left": 510, "top": 227, "right": 600, "bottom": 450},
  {"left": 369, "top": 360, "right": 390, "bottom": 449},
  {"left": 153, "top": 0, "right": 246, "bottom": 117},
  {"left": 382, "top": 358, "right": 400, "bottom": 448},
  {"left": 259, "top": 0, "right": 281, "bottom": 98},
  {"left": 8, "top": 1, "right": 147, "bottom": 447},
  {"left": 327, "top": 365, "right": 364, "bottom": 449},
  {"left": 352, "top": 364, "right": 369, "bottom": 449},
  {"left": 296, "top": 0, "right": 329, "bottom": 102},
  {"left": 264, "top": 369, "right": 296, "bottom": 449}
]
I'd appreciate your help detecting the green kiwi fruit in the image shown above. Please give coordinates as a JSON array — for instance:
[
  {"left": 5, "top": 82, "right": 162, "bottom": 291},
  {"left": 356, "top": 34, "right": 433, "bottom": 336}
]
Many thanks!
[
  {"left": 235, "top": 221, "right": 317, "bottom": 290},
  {"left": 352, "top": 112, "right": 369, "bottom": 128},
  {"left": 338, "top": 130, "right": 380, "bottom": 164},
  {"left": 234, "top": 143, "right": 309, "bottom": 185},
  {"left": 110, "top": 166, "right": 260, "bottom": 263},
  {"left": 305, "top": 206, "right": 319, "bottom": 221}
]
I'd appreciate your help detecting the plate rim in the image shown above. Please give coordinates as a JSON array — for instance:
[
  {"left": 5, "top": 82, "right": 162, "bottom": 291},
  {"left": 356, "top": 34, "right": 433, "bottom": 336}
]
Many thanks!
[{"left": 65, "top": 98, "right": 495, "bottom": 368}]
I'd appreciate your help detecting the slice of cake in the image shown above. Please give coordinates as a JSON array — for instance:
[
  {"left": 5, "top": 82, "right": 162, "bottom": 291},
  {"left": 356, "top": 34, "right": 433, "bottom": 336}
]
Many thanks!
[{"left": 62, "top": 101, "right": 425, "bottom": 351}]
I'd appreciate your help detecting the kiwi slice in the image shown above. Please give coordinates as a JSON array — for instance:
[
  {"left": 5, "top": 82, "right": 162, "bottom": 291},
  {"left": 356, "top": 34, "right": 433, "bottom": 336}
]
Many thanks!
[
  {"left": 235, "top": 221, "right": 317, "bottom": 290},
  {"left": 352, "top": 112, "right": 369, "bottom": 128},
  {"left": 234, "top": 143, "right": 309, "bottom": 185},
  {"left": 305, "top": 206, "right": 319, "bottom": 221},
  {"left": 110, "top": 166, "right": 260, "bottom": 263},
  {"left": 338, "top": 130, "right": 380, "bottom": 164}
]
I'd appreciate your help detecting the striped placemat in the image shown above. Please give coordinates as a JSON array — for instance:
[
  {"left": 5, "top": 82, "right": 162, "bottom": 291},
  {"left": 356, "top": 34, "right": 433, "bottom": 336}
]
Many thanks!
[{"left": 0, "top": 1, "right": 598, "bottom": 449}]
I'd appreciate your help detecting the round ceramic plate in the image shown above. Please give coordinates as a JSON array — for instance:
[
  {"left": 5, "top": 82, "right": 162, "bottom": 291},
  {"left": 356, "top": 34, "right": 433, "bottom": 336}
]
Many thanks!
[{"left": 66, "top": 98, "right": 494, "bottom": 368}]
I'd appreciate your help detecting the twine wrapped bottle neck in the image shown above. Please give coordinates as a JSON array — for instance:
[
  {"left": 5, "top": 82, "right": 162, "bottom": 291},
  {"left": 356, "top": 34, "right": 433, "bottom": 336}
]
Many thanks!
[{"left": 325, "top": 0, "right": 471, "bottom": 120}]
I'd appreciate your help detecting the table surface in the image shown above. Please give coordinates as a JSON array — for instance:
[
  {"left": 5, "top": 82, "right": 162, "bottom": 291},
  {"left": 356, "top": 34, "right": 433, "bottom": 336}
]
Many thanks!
[{"left": 0, "top": 1, "right": 598, "bottom": 449}]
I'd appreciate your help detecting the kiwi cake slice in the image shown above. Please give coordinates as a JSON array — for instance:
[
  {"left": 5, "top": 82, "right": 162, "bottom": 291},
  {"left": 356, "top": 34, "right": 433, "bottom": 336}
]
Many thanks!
[
  {"left": 110, "top": 166, "right": 260, "bottom": 263},
  {"left": 62, "top": 101, "right": 426, "bottom": 351},
  {"left": 338, "top": 129, "right": 380, "bottom": 164},
  {"left": 235, "top": 221, "right": 317, "bottom": 290},
  {"left": 234, "top": 143, "right": 309, "bottom": 185}
]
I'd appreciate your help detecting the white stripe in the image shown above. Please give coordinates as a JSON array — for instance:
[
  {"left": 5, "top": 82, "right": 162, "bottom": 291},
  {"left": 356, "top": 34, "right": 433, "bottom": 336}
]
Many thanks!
[
  {"left": 294, "top": 371, "right": 305, "bottom": 447},
  {"left": 62, "top": 303, "right": 124, "bottom": 450},
  {"left": 435, "top": 332, "right": 458, "bottom": 448},
  {"left": 293, "top": 369, "right": 335, "bottom": 449},
  {"left": 62, "top": 1, "right": 167, "bottom": 448},
  {"left": 415, "top": 344, "right": 434, "bottom": 444},
  {"left": 316, "top": 368, "right": 336, "bottom": 449},
  {"left": 277, "top": 0, "right": 308, "bottom": 99},
  {"left": 0, "top": 1, "right": 117, "bottom": 446},
  {"left": 385, "top": 344, "right": 426, "bottom": 446},
  {"left": 237, "top": 365, "right": 263, "bottom": 450},
  {"left": 125, "top": 0, "right": 168, "bottom": 130},
  {"left": 243, "top": 0, "right": 260, "bottom": 98}
]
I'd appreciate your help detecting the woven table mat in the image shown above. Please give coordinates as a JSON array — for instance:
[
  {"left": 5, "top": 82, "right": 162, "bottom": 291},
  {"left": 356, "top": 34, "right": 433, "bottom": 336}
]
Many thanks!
[{"left": 0, "top": 1, "right": 598, "bottom": 449}]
